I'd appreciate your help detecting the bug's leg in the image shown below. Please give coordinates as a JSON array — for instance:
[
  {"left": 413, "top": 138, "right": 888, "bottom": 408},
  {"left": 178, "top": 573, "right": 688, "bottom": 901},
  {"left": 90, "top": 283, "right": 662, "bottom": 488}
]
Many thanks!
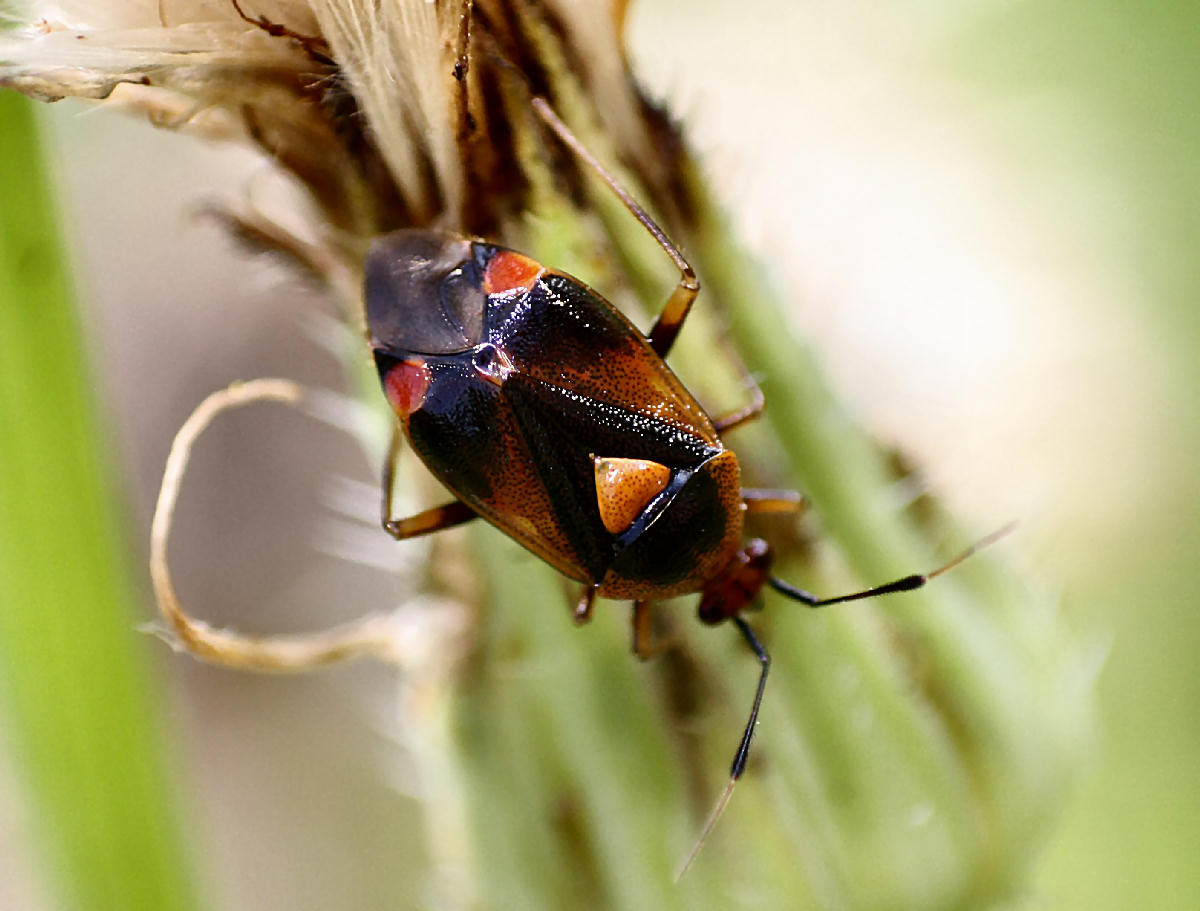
[
  {"left": 646, "top": 269, "right": 700, "bottom": 358},
  {"left": 677, "top": 615, "right": 771, "bottom": 879},
  {"left": 741, "top": 489, "right": 807, "bottom": 516},
  {"left": 710, "top": 339, "right": 770, "bottom": 433},
  {"left": 713, "top": 384, "right": 764, "bottom": 434},
  {"left": 679, "top": 527, "right": 1014, "bottom": 878},
  {"left": 574, "top": 584, "right": 599, "bottom": 624},
  {"left": 151, "top": 379, "right": 404, "bottom": 671},
  {"left": 381, "top": 424, "right": 477, "bottom": 539},
  {"left": 630, "top": 600, "right": 678, "bottom": 660},
  {"left": 767, "top": 523, "right": 1017, "bottom": 609},
  {"left": 530, "top": 97, "right": 699, "bottom": 358},
  {"left": 384, "top": 502, "right": 477, "bottom": 540}
]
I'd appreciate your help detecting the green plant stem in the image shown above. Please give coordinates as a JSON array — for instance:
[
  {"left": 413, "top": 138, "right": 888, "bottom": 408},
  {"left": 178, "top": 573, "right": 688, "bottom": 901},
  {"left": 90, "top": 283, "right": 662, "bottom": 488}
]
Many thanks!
[
  {"left": 0, "top": 93, "right": 202, "bottom": 911},
  {"left": 684, "top": 171, "right": 1090, "bottom": 901}
]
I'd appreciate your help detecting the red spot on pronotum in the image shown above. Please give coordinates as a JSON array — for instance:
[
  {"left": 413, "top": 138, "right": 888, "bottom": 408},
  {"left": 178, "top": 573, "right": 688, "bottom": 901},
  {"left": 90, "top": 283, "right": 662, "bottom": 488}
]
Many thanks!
[
  {"left": 383, "top": 358, "right": 432, "bottom": 419},
  {"left": 482, "top": 250, "right": 543, "bottom": 296}
]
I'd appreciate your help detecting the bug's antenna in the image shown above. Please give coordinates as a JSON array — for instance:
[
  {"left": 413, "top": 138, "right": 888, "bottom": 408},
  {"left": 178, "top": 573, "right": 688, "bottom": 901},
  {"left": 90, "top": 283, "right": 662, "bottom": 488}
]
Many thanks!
[
  {"left": 767, "top": 522, "right": 1017, "bottom": 610},
  {"left": 678, "top": 523, "right": 1015, "bottom": 877},
  {"left": 677, "top": 776, "right": 736, "bottom": 881}
]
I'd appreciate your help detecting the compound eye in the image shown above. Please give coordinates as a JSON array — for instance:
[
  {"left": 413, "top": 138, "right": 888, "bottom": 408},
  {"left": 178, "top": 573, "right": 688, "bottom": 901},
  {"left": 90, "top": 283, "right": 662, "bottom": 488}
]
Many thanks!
[
  {"left": 364, "top": 231, "right": 480, "bottom": 353},
  {"left": 439, "top": 264, "right": 485, "bottom": 342}
]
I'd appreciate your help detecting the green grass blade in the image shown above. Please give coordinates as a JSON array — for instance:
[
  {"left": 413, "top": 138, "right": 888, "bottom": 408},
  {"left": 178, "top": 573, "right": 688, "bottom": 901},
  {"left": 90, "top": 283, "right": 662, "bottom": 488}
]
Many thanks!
[{"left": 0, "top": 91, "right": 203, "bottom": 911}]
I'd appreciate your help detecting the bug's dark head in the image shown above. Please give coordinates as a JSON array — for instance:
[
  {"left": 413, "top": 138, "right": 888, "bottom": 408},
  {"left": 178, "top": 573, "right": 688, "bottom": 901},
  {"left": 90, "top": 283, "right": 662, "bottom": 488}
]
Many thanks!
[{"left": 365, "top": 230, "right": 487, "bottom": 355}]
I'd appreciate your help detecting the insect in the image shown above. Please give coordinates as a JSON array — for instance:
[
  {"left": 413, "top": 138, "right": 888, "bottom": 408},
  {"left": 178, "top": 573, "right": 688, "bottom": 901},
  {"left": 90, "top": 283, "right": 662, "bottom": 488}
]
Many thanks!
[
  {"left": 149, "top": 94, "right": 1001, "bottom": 872},
  {"left": 363, "top": 99, "right": 1000, "bottom": 870}
]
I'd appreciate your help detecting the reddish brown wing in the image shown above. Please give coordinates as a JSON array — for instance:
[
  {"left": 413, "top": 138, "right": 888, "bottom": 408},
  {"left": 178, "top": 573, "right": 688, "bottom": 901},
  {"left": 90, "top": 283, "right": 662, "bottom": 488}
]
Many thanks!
[
  {"left": 399, "top": 360, "right": 600, "bottom": 583},
  {"left": 495, "top": 269, "right": 721, "bottom": 449},
  {"left": 397, "top": 264, "right": 725, "bottom": 588}
]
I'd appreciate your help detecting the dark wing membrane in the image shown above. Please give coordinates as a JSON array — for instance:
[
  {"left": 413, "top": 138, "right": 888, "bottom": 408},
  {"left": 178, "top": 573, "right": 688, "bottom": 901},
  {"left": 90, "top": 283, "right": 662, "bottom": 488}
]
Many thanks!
[
  {"left": 404, "top": 361, "right": 596, "bottom": 584},
  {"left": 505, "top": 377, "right": 717, "bottom": 466},
  {"left": 500, "top": 378, "right": 621, "bottom": 581},
  {"left": 601, "top": 450, "right": 743, "bottom": 600},
  {"left": 405, "top": 358, "right": 724, "bottom": 587},
  {"left": 488, "top": 273, "right": 721, "bottom": 448},
  {"left": 501, "top": 374, "right": 724, "bottom": 581}
]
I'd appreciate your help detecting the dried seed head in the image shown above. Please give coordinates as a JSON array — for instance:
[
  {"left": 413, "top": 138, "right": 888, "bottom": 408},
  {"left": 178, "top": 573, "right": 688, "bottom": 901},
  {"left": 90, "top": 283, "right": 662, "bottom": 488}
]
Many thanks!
[{"left": 1, "top": 1, "right": 692, "bottom": 254}]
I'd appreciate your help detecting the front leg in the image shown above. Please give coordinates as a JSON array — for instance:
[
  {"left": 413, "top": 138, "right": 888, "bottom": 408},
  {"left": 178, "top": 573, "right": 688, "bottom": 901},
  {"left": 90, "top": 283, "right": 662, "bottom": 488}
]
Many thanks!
[{"left": 380, "top": 424, "right": 477, "bottom": 539}]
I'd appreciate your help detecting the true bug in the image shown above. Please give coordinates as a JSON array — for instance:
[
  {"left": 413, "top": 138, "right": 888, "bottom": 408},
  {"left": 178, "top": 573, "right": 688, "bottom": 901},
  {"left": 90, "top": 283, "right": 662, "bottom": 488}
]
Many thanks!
[
  {"left": 363, "top": 99, "right": 1000, "bottom": 867},
  {"left": 149, "top": 96, "right": 1000, "bottom": 874}
]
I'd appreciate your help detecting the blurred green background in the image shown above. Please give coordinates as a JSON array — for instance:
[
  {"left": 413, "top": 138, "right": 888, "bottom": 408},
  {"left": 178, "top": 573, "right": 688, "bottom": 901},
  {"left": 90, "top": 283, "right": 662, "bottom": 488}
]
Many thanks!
[
  {"left": 631, "top": 3, "right": 1199, "bottom": 907},
  {"left": 2, "top": 0, "right": 1197, "bottom": 908}
]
